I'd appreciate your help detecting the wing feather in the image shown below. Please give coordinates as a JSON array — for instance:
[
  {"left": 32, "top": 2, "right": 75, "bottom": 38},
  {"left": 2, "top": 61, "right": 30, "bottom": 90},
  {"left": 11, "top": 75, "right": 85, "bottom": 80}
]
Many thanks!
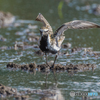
[
  {"left": 36, "top": 13, "right": 53, "bottom": 32},
  {"left": 54, "top": 20, "right": 100, "bottom": 37}
]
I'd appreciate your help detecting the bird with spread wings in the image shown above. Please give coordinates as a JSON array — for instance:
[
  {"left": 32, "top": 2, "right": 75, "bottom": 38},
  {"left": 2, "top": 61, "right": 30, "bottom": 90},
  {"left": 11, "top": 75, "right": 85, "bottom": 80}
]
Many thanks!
[{"left": 36, "top": 13, "right": 100, "bottom": 68}]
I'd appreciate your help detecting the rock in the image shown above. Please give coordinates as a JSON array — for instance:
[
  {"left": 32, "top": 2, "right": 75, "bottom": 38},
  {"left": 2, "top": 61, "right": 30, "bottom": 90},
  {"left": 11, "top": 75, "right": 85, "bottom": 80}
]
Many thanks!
[
  {"left": 6, "top": 62, "right": 96, "bottom": 73},
  {"left": 7, "top": 63, "right": 19, "bottom": 68},
  {"left": 0, "top": 11, "right": 15, "bottom": 28},
  {"left": 37, "top": 64, "right": 49, "bottom": 70},
  {"left": 21, "top": 64, "right": 29, "bottom": 70},
  {"left": 0, "top": 83, "right": 31, "bottom": 99},
  {"left": 51, "top": 64, "right": 66, "bottom": 70},
  {"left": 0, "top": 84, "right": 17, "bottom": 97},
  {"left": 29, "top": 62, "right": 37, "bottom": 72},
  {"left": 7, "top": 62, "right": 37, "bottom": 72}
]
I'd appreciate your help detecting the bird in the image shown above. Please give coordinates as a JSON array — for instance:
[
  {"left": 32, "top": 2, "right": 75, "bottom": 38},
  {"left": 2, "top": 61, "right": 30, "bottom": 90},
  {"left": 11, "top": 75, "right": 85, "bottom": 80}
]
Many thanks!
[{"left": 36, "top": 13, "right": 100, "bottom": 68}]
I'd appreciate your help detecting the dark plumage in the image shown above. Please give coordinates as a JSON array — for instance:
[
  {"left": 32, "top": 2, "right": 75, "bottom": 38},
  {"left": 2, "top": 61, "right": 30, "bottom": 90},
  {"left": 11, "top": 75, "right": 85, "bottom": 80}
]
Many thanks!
[{"left": 39, "top": 35, "right": 49, "bottom": 53}]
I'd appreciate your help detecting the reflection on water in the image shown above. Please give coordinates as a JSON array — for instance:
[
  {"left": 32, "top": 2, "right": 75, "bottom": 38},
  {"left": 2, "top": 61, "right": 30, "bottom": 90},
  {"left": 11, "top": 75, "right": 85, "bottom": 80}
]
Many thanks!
[
  {"left": 40, "top": 88, "right": 65, "bottom": 100},
  {"left": 40, "top": 72, "right": 65, "bottom": 100}
]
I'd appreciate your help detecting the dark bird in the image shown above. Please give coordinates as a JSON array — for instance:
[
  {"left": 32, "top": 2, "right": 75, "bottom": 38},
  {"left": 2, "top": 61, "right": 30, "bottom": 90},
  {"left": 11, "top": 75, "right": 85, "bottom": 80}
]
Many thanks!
[{"left": 36, "top": 13, "right": 100, "bottom": 68}]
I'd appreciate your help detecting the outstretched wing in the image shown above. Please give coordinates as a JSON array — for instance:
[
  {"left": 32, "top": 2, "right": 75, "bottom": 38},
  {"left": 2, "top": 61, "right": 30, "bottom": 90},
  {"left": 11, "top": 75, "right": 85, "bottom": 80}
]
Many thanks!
[
  {"left": 36, "top": 13, "right": 53, "bottom": 32},
  {"left": 54, "top": 20, "right": 100, "bottom": 37}
]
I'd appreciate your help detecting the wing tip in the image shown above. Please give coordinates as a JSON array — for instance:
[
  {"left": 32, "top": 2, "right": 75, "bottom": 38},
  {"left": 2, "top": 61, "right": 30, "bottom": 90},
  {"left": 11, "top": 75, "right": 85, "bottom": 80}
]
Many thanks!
[
  {"left": 97, "top": 25, "right": 100, "bottom": 28},
  {"left": 35, "top": 13, "right": 43, "bottom": 21}
]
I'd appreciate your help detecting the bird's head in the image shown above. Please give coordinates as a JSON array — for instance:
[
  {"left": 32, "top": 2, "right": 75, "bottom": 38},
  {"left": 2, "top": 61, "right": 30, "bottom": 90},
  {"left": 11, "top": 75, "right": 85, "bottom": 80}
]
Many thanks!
[{"left": 40, "top": 26, "right": 49, "bottom": 36}]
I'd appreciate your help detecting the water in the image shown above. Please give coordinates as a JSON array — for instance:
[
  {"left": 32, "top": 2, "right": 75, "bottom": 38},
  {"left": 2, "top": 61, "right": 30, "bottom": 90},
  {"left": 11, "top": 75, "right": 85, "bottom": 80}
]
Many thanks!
[{"left": 0, "top": 0, "right": 100, "bottom": 99}]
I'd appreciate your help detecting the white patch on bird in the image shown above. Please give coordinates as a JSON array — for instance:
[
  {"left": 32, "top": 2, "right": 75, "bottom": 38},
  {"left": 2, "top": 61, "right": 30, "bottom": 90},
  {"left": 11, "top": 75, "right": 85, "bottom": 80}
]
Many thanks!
[
  {"left": 53, "top": 44, "right": 60, "bottom": 51},
  {"left": 47, "top": 35, "right": 60, "bottom": 51},
  {"left": 40, "top": 29, "right": 48, "bottom": 32}
]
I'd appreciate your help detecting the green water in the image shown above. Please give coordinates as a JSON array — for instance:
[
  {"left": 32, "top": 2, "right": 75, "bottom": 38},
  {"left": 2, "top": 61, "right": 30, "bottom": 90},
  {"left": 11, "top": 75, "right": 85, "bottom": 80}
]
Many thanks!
[{"left": 0, "top": 0, "right": 100, "bottom": 100}]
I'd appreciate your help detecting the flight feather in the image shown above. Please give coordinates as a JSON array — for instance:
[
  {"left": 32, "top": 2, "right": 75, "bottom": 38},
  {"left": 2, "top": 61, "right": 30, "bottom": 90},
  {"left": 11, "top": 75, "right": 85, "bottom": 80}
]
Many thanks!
[{"left": 54, "top": 20, "right": 100, "bottom": 37}]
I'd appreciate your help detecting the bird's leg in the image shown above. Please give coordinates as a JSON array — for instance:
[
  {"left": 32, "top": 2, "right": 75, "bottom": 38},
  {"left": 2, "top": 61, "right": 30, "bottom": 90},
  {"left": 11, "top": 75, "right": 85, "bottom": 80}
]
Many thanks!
[
  {"left": 45, "top": 53, "right": 50, "bottom": 67},
  {"left": 52, "top": 54, "right": 57, "bottom": 68}
]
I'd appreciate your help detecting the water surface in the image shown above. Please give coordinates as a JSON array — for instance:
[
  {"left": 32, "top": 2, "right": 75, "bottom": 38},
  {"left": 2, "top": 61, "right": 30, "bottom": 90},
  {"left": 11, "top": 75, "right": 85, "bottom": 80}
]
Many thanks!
[{"left": 0, "top": 0, "right": 100, "bottom": 100}]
